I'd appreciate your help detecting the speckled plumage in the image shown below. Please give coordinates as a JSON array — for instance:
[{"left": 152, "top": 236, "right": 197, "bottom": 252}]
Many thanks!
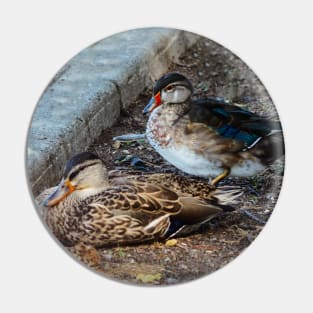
[
  {"left": 36, "top": 152, "right": 241, "bottom": 266},
  {"left": 144, "top": 73, "right": 284, "bottom": 184}
]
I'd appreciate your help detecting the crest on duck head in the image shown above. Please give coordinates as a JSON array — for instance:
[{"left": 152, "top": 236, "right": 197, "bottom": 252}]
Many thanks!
[{"left": 153, "top": 72, "right": 193, "bottom": 95}]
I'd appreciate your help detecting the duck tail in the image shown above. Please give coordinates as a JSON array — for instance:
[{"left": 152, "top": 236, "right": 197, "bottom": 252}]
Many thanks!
[
  {"left": 212, "top": 186, "right": 243, "bottom": 211},
  {"left": 250, "top": 130, "right": 285, "bottom": 164}
]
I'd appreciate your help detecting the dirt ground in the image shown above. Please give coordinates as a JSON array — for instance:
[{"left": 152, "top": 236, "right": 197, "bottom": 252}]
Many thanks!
[{"left": 85, "top": 37, "right": 284, "bottom": 285}]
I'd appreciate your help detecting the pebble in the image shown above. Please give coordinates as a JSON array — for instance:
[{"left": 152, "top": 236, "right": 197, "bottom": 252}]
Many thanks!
[
  {"left": 102, "top": 253, "right": 113, "bottom": 261},
  {"left": 112, "top": 140, "right": 121, "bottom": 149},
  {"left": 165, "top": 278, "right": 179, "bottom": 284},
  {"left": 179, "top": 264, "right": 188, "bottom": 270}
]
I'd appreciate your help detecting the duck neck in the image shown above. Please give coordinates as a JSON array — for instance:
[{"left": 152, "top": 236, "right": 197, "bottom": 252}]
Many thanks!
[
  {"left": 160, "top": 102, "right": 190, "bottom": 124},
  {"left": 67, "top": 183, "right": 109, "bottom": 205}
]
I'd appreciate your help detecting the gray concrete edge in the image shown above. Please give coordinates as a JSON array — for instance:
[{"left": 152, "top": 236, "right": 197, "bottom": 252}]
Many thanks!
[{"left": 26, "top": 28, "right": 199, "bottom": 195}]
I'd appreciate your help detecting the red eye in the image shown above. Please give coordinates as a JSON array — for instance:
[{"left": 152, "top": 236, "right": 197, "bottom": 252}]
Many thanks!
[{"left": 165, "top": 85, "right": 174, "bottom": 91}]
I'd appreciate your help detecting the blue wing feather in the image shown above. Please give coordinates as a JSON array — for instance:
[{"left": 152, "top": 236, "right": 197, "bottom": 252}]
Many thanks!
[
  {"left": 189, "top": 97, "right": 281, "bottom": 148},
  {"left": 216, "top": 125, "right": 260, "bottom": 147}
]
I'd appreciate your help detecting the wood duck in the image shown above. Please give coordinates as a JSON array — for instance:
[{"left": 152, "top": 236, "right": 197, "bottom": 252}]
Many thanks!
[
  {"left": 37, "top": 152, "right": 241, "bottom": 265},
  {"left": 143, "top": 73, "right": 284, "bottom": 185}
]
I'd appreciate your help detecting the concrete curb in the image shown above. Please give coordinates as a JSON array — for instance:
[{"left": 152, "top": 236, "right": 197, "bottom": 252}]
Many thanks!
[{"left": 26, "top": 28, "right": 198, "bottom": 195}]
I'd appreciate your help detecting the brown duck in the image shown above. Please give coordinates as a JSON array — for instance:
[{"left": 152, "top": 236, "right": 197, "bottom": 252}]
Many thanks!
[{"left": 36, "top": 152, "right": 241, "bottom": 266}]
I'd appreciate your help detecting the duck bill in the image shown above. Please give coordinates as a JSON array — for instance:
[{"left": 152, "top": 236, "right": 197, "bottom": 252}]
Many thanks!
[
  {"left": 44, "top": 178, "right": 75, "bottom": 207},
  {"left": 142, "top": 92, "right": 161, "bottom": 115}
]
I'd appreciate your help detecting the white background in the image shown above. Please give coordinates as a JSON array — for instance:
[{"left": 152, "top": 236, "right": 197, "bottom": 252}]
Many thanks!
[{"left": 1, "top": 1, "right": 312, "bottom": 312}]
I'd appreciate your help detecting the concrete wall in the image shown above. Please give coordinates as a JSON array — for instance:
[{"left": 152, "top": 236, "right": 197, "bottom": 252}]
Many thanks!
[{"left": 26, "top": 28, "right": 199, "bottom": 195}]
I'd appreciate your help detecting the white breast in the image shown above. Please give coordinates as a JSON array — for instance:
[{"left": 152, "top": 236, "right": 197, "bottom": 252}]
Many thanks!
[
  {"left": 155, "top": 144, "right": 265, "bottom": 177},
  {"left": 151, "top": 141, "right": 224, "bottom": 177}
]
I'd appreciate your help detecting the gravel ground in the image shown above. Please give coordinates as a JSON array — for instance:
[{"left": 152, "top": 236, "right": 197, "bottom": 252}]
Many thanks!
[{"left": 83, "top": 36, "right": 283, "bottom": 285}]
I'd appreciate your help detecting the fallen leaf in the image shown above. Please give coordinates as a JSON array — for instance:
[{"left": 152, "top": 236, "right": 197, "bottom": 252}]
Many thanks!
[
  {"left": 165, "top": 239, "right": 178, "bottom": 247},
  {"left": 136, "top": 273, "right": 162, "bottom": 283}
]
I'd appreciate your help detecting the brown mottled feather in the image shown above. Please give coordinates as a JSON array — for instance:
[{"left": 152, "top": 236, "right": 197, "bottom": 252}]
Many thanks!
[{"left": 36, "top": 153, "right": 241, "bottom": 266}]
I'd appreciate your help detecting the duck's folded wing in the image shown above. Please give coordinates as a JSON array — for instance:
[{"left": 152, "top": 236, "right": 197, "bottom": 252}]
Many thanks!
[
  {"left": 189, "top": 98, "right": 282, "bottom": 149},
  {"left": 75, "top": 202, "right": 171, "bottom": 246},
  {"left": 176, "top": 197, "right": 223, "bottom": 224},
  {"left": 96, "top": 182, "right": 183, "bottom": 214},
  {"left": 73, "top": 183, "right": 185, "bottom": 246},
  {"left": 165, "top": 196, "right": 230, "bottom": 238}
]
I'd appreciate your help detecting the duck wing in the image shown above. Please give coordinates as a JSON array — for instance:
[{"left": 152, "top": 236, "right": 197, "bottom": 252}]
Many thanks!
[
  {"left": 70, "top": 182, "right": 184, "bottom": 246},
  {"left": 165, "top": 195, "right": 232, "bottom": 238},
  {"left": 188, "top": 97, "right": 282, "bottom": 150}
]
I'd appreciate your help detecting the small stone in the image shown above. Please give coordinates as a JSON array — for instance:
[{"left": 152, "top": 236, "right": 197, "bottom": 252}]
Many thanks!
[
  {"left": 102, "top": 253, "right": 113, "bottom": 261},
  {"left": 179, "top": 264, "right": 188, "bottom": 270},
  {"left": 166, "top": 278, "right": 179, "bottom": 284},
  {"left": 112, "top": 140, "right": 121, "bottom": 149}
]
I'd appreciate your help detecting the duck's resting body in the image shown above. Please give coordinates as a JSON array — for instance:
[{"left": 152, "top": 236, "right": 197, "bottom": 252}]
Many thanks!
[
  {"left": 144, "top": 73, "right": 284, "bottom": 185},
  {"left": 37, "top": 152, "right": 240, "bottom": 266},
  {"left": 146, "top": 103, "right": 278, "bottom": 177}
]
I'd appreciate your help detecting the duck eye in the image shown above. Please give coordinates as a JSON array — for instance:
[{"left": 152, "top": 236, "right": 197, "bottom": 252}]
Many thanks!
[{"left": 165, "top": 85, "right": 174, "bottom": 92}]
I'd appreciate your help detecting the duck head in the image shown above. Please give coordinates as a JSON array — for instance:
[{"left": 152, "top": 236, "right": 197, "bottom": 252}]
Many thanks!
[
  {"left": 44, "top": 152, "right": 109, "bottom": 207},
  {"left": 143, "top": 73, "right": 193, "bottom": 115}
]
